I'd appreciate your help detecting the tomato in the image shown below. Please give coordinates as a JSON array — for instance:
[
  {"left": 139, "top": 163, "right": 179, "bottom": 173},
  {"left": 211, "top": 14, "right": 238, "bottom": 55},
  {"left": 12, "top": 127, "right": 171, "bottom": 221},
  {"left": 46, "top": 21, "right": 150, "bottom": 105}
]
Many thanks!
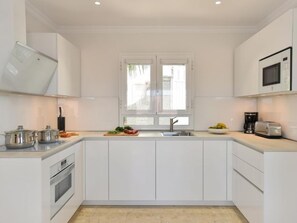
[{"left": 124, "top": 129, "right": 138, "bottom": 134}]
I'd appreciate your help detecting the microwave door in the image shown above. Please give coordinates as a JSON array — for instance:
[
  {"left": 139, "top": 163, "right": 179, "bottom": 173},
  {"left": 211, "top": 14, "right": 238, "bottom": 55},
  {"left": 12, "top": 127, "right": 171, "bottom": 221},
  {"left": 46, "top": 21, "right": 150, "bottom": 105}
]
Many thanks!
[
  {"left": 259, "top": 47, "right": 292, "bottom": 94},
  {"left": 262, "top": 63, "right": 281, "bottom": 86}
]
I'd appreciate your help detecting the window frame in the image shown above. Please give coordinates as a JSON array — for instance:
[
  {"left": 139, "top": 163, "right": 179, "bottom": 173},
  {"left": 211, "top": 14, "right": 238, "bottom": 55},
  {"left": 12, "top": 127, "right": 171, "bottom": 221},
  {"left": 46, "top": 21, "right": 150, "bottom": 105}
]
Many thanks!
[
  {"left": 120, "top": 53, "right": 194, "bottom": 130},
  {"left": 156, "top": 55, "right": 192, "bottom": 115}
]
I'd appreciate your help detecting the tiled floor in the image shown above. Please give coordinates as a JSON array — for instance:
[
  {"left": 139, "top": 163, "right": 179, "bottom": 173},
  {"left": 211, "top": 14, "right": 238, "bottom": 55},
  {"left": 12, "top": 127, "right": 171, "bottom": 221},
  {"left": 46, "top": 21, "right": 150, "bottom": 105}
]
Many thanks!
[{"left": 69, "top": 206, "right": 248, "bottom": 223}]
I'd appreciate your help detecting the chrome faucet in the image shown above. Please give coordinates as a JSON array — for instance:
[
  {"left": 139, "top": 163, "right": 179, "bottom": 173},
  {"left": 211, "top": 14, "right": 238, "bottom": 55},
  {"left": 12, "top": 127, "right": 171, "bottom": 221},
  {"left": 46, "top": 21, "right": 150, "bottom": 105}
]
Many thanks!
[{"left": 169, "top": 117, "right": 178, "bottom": 132}]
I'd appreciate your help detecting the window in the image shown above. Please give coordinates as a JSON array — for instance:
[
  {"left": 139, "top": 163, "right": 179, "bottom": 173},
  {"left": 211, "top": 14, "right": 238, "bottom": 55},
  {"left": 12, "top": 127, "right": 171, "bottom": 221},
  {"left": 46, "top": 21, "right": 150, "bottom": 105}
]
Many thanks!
[{"left": 120, "top": 54, "right": 193, "bottom": 130}]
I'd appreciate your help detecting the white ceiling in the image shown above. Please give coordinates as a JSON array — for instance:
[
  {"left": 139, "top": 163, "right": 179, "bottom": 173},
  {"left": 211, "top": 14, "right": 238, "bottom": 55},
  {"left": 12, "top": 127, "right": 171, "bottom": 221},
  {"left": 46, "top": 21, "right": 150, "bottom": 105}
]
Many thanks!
[{"left": 27, "top": 0, "right": 295, "bottom": 27}]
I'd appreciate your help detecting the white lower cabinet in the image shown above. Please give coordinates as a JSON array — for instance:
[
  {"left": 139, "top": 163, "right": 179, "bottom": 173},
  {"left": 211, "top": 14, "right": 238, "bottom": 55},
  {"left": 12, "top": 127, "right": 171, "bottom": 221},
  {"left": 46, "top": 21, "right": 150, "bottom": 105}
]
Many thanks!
[
  {"left": 233, "top": 170, "right": 263, "bottom": 223},
  {"left": 49, "top": 142, "right": 84, "bottom": 223},
  {"left": 156, "top": 140, "right": 203, "bottom": 200},
  {"left": 72, "top": 142, "right": 84, "bottom": 208},
  {"left": 109, "top": 140, "right": 155, "bottom": 200},
  {"left": 85, "top": 139, "right": 231, "bottom": 203},
  {"left": 232, "top": 142, "right": 264, "bottom": 223},
  {"left": 232, "top": 142, "right": 297, "bottom": 223},
  {"left": 0, "top": 142, "right": 84, "bottom": 223},
  {"left": 85, "top": 141, "right": 109, "bottom": 200},
  {"left": 203, "top": 140, "right": 227, "bottom": 201}
]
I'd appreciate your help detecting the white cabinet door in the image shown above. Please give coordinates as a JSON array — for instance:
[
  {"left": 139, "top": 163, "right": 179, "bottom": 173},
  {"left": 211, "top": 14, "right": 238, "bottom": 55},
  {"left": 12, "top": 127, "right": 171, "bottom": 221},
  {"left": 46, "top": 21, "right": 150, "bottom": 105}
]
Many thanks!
[
  {"left": 109, "top": 140, "right": 155, "bottom": 200},
  {"left": 234, "top": 34, "right": 260, "bottom": 96},
  {"left": 56, "top": 34, "right": 81, "bottom": 97},
  {"left": 73, "top": 142, "right": 84, "bottom": 207},
  {"left": 27, "top": 33, "right": 81, "bottom": 97},
  {"left": 85, "top": 141, "right": 109, "bottom": 200},
  {"left": 156, "top": 140, "right": 203, "bottom": 200},
  {"left": 203, "top": 140, "right": 227, "bottom": 201},
  {"left": 256, "top": 9, "right": 293, "bottom": 60},
  {"left": 234, "top": 9, "right": 293, "bottom": 96},
  {"left": 233, "top": 170, "right": 263, "bottom": 223}
]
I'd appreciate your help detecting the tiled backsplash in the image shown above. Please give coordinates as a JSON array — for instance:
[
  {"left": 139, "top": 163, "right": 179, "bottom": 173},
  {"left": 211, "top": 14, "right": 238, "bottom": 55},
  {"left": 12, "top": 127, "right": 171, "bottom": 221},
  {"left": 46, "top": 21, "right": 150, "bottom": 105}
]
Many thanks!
[
  {"left": 258, "top": 94, "right": 297, "bottom": 141},
  {"left": 58, "top": 97, "right": 119, "bottom": 131},
  {"left": 0, "top": 92, "right": 57, "bottom": 145},
  {"left": 59, "top": 96, "right": 257, "bottom": 131},
  {"left": 194, "top": 97, "right": 257, "bottom": 131},
  {"left": 1, "top": 92, "right": 296, "bottom": 142}
]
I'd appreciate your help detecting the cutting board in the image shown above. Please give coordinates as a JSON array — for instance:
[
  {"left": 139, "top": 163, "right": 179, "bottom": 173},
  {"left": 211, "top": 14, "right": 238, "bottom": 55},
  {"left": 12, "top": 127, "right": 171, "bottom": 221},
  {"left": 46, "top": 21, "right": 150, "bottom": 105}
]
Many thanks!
[{"left": 104, "top": 132, "right": 139, "bottom": 136}]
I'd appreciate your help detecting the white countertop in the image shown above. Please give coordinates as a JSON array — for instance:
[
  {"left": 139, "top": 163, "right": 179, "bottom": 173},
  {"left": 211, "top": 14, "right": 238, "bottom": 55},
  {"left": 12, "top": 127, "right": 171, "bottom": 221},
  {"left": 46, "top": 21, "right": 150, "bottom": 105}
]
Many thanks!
[{"left": 1, "top": 131, "right": 297, "bottom": 159}]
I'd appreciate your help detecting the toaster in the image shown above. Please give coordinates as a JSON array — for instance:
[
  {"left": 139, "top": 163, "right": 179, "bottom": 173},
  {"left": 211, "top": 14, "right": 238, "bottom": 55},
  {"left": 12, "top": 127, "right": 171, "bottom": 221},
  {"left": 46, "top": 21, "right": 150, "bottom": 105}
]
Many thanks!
[{"left": 255, "top": 121, "right": 282, "bottom": 138}]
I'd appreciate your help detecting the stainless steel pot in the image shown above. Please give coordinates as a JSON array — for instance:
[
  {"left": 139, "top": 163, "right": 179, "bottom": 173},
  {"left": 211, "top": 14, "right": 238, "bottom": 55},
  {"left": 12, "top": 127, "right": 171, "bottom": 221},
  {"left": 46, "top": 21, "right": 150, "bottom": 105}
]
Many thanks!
[
  {"left": 5, "top": 125, "right": 36, "bottom": 149},
  {"left": 38, "top": 125, "right": 59, "bottom": 144}
]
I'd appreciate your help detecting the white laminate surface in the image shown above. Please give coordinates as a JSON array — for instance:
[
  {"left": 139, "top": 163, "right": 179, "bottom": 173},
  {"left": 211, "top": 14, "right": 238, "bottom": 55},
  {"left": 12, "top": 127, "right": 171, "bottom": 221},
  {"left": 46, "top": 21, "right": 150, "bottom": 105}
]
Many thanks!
[{"left": 1, "top": 131, "right": 297, "bottom": 159}]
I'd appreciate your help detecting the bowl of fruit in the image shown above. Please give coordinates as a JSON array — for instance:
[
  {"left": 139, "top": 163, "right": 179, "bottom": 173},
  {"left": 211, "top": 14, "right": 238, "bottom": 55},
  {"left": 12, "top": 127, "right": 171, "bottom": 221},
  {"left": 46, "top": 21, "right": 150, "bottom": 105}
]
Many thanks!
[{"left": 208, "top": 123, "right": 229, "bottom": 134}]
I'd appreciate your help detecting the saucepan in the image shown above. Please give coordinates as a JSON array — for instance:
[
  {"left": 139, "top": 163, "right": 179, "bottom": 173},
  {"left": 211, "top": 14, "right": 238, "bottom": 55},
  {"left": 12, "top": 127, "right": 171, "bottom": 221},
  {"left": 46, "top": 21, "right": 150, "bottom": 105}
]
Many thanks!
[
  {"left": 3, "top": 125, "right": 37, "bottom": 149},
  {"left": 38, "top": 125, "right": 59, "bottom": 144}
]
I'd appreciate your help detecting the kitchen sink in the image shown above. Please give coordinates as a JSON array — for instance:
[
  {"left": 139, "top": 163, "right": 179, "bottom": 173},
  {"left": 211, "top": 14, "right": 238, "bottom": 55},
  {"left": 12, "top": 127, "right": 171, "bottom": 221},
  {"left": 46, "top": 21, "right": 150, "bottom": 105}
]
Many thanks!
[{"left": 161, "top": 131, "right": 193, "bottom": 136}]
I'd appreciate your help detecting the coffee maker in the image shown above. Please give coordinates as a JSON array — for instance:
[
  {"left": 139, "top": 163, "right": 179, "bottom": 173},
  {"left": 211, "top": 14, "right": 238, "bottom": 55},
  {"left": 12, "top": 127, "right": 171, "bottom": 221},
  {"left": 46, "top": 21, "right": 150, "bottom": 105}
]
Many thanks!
[{"left": 244, "top": 112, "right": 258, "bottom": 134}]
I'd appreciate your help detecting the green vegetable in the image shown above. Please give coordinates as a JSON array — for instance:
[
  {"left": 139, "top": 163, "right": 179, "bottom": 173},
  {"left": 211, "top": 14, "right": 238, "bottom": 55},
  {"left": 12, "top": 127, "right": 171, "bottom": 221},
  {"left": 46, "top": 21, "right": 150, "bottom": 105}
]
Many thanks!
[
  {"left": 108, "top": 130, "right": 119, "bottom": 134},
  {"left": 115, "top": 126, "right": 124, "bottom": 132},
  {"left": 124, "top": 126, "right": 133, "bottom": 130}
]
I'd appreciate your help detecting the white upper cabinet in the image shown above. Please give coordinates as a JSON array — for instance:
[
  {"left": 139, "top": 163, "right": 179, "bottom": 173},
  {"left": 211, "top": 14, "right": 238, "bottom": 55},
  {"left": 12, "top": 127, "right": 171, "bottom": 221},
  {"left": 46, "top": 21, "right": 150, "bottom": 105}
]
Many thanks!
[
  {"left": 0, "top": 0, "right": 26, "bottom": 75},
  {"left": 27, "top": 33, "right": 81, "bottom": 97},
  {"left": 234, "top": 9, "right": 294, "bottom": 96}
]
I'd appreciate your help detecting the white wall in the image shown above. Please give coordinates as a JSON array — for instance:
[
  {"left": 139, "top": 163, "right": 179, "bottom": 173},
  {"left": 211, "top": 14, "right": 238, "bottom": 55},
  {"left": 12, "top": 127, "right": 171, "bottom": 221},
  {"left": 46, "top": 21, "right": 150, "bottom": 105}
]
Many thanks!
[
  {"left": 258, "top": 94, "right": 297, "bottom": 141},
  {"left": 62, "top": 31, "right": 249, "bottom": 98},
  {"left": 58, "top": 30, "right": 257, "bottom": 131},
  {"left": 0, "top": 93, "right": 57, "bottom": 144}
]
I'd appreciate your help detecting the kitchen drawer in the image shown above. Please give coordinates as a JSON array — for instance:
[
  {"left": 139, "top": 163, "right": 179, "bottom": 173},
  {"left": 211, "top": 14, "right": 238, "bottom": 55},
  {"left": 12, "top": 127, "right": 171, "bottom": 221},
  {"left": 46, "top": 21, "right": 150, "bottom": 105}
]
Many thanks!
[
  {"left": 233, "top": 142, "right": 264, "bottom": 172},
  {"left": 233, "top": 170, "right": 264, "bottom": 223},
  {"left": 233, "top": 155, "right": 264, "bottom": 191}
]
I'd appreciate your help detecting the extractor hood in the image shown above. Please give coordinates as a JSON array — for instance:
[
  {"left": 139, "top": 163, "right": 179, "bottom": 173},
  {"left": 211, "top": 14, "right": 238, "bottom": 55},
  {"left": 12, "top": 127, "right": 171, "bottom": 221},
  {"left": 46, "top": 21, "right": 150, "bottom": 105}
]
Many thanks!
[{"left": 0, "top": 42, "right": 58, "bottom": 95}]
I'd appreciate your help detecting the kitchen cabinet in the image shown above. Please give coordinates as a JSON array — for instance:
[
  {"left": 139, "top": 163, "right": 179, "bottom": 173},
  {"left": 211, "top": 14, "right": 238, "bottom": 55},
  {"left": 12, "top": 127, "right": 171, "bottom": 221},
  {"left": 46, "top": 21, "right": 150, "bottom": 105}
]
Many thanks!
[
  {"left": 0, "top": 0, "right": 26, "bottom": 77},
  {"left": 234, "top": 9, "right": 295, "bottom": 96},
  {"left": 232, "top": 141, "right": 297, "bottom": 223},
  {"left": 46, "top": 142, "right": 84, "bottom": 223},
  {"left": 156, "top": 140, "right": 203, "bottom": 200},
  {"left": 232, "top": 141, "right": 264, "bottom": 223},
  {"left": 109, "top": 140, "right": 155, "bottom": 200},
  {"left": 27, "top": 33, "right": 81, "bottom": 97},
  {"left": 85, "top": 140, "right": 109, "bottom": 201},
  {"left": 73, "top": 142, "right": 84, "bottom": 208},
  {"left": 0, "top": 141, "right": 84, "bottom": 223},
  {"left": 233, "top": 170, "right": 264, "bottom": 223},
  {"left": 203, "top": 140, "right": 227, "bottom": 201}
]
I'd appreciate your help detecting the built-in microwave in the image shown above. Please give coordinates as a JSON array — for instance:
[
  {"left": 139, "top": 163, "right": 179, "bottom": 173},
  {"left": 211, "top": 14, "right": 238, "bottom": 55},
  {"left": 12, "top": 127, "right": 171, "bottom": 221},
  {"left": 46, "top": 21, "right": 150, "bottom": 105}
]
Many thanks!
[{"left": 259, "top": 47, "right": 292, "bottom": 94}]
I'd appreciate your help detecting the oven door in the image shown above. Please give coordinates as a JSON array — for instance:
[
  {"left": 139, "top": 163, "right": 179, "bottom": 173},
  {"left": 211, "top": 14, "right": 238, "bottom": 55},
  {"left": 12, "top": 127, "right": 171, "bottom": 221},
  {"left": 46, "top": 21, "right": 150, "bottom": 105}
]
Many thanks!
[
  {"left": 259, "top": 47, "right": 291, "bottom": 94},
  {"left": 50, "top": 163, "right": 75, "bottom": 219}
]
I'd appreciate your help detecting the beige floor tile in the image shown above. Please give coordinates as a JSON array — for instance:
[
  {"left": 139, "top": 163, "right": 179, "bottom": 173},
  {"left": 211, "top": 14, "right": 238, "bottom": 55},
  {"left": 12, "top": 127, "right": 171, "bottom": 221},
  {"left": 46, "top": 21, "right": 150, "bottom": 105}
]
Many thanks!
[{"left": 69, "top": 206, "right": 248, "bottom": 223}]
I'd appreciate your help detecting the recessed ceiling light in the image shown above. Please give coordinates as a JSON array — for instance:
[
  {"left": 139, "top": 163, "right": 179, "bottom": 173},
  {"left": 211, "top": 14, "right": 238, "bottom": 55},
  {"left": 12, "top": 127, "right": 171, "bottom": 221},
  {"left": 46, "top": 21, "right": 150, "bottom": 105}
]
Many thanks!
[
  {"left": 94, "top": 1, "right": 101, "bottom": 5},
  {"left": 215, "top": 1, "right": 222, "bottom": 5}
]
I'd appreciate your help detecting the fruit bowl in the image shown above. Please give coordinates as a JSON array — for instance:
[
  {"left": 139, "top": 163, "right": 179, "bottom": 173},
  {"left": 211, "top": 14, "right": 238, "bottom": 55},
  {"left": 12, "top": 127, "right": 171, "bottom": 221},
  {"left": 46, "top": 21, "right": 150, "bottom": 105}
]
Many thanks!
[{"left": 208, "top": 128, "right": 229, "bottom": 134}]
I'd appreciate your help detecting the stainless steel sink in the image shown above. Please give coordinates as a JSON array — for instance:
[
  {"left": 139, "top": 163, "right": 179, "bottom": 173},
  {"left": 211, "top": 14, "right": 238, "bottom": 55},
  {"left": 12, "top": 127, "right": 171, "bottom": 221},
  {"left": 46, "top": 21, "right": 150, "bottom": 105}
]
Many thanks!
[{"left": 161, "top": 131, "right": 193, "bottom": 136}]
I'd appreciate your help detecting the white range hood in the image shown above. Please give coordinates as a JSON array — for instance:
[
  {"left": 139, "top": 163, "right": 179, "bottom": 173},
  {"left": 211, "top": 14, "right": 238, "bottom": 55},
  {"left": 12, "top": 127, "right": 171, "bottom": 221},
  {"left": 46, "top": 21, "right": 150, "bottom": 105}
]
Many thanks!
[{"left": 0, "top": 42, "right": 58, "bottom": 95}]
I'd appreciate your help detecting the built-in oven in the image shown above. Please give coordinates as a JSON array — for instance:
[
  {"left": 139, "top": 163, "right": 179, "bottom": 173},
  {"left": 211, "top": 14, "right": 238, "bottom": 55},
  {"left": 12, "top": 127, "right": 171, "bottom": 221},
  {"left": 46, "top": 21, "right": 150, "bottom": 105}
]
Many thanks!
[
  {"left": 259, "top": 47, "right": 292, "bottom": 94},
  {"left": 50, "top": 154, "right": 75, "bottom": 219}
]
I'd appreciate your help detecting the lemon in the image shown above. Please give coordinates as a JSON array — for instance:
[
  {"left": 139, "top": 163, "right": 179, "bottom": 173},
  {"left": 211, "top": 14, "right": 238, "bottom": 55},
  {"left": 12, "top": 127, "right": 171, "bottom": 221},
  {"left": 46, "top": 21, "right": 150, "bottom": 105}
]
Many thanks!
[{"left": 209, "top": 122, "right": 228, "bottom": 129}]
